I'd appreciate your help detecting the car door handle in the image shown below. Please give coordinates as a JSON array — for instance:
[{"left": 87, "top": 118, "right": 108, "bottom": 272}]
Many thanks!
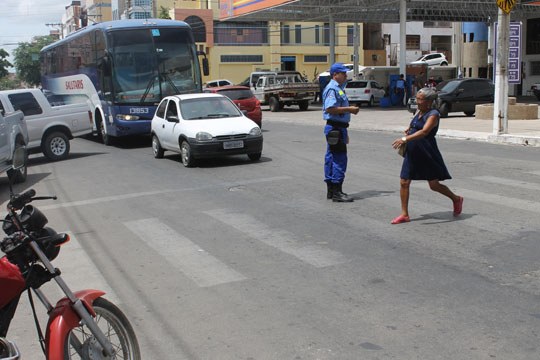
[{"left": 162, "top": 124, "right": 165, "bottom": 128}]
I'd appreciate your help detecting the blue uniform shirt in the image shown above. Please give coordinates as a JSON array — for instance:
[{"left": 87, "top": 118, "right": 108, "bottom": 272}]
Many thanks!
[{"left": 323, "top": 79, "right": 350, "bottom": 123}]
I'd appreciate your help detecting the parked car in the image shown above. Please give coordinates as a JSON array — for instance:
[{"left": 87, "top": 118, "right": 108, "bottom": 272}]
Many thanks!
[
  {"left": 238, "top": 72, "right": 277, "bottom": 88},
  {"left": 345, "top": 80, "right": 386, "bottom": 107},
  {"left": 532, "top": 83, "right": 540, "bottom": 101},
  {"left": 407, "top": 78, "right": 494, "bottom": 117},
  {"left": 0, "top": 89, "right": 93, "bottom": 161},
  {"left": 251, "top": 74, "right": 318, "bottom": 111},
  {"left": 410, "top": 53, "right": 448, "bottom": 66},
  {"left": 151, "top": 93, "right": 263, "bottom": 167},
  {"left": 317, "top": 64, "right": 366, "bottom": 81},
  {"left": 204, "top": 86, "right": 262, "bottom": 128},
  {"left": 0, "top": 109, "right": 28, "bottom": 183},
  {"left": 204, "top": 79, "right": 234, "bottom": 88}
]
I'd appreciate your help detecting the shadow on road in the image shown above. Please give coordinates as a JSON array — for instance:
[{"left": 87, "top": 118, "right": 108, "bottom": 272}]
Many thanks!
[
  {"left": 414, "top": 211, "right": 476, "bottom": 224},
  {"left": 350, "top": 189, "right": 394, "bottom": 200},
  {"left": 161, "top": 154, "right": 272, "bottom": 168},
  {"left": 82, "top": 134, "right": 151, "bottom": 150}
]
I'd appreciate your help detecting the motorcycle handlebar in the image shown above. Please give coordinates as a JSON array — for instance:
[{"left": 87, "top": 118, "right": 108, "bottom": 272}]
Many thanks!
[{"left": 10, "top": 189, "right": 36, "bottom": 209}]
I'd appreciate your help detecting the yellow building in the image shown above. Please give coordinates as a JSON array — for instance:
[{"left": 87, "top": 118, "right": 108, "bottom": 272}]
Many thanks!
[
  {"left": 155, "top": 1, "right": 383, "bottom": 84},
  {"left": 86, "top": 0, "right": 112, "bottom": 23}
]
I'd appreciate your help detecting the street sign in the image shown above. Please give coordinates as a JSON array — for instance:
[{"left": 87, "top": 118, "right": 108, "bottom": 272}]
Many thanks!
[
  {"left": 497, "top": 0, "right": 516, "bottom": 14},
  {"left": 494, "top": 22, "right": 522, "bottom": 84}
]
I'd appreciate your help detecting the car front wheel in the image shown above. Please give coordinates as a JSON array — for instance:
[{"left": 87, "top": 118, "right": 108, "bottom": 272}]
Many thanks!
[
  {"left": 152, "top": 135, "right": 164, "bottom": 158},
  {"left": 180, "top": 141, "right": 195, "bottom": 167}
]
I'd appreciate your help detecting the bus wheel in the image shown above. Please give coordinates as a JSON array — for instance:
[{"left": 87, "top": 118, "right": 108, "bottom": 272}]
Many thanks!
[
  {"left": 98, "top": 119, "right": 112, "bottom": 145},
  {"left": 43, "top": 131, "right": 70, "bottom": 161}
]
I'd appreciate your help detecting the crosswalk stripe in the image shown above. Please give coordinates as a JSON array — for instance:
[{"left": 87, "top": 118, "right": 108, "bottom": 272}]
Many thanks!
[
  {"left": 33, "top": 176, "right": 292, "bottom": 211},
  {"left": 473, "top": 175, "right": 540, "bottom": 191},
  {"left": 410, "top": 183, "right": 540, "bottom": 214},
  {"left": 204, "top": 209, "right": 348, "bottom": 268},
  {"left": 124, "top": 218, "right": 247, "bottom": 287}
]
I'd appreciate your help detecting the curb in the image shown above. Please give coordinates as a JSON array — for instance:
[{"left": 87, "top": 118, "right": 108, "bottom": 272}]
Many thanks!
[{"left": 487, "top": 134, "right": 540, "bottom": 147}]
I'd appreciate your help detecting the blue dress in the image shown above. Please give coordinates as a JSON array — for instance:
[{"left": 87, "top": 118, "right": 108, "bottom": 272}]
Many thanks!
[{"left": 400, "top": 109, "right": 451, "bottom": 181}]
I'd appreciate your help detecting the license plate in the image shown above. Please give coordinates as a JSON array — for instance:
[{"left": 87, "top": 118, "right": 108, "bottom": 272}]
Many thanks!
[
  {"left": 410, "top": 104, "right": 417, "bottom": 110},
  {"left": 223, "top": 140, "right": 244, "bottom": 149}
]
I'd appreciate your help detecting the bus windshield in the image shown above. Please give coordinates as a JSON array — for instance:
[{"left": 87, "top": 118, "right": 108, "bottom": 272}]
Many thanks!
[{"left": 109, "top": 27, "right": 200, "bottom": 105}]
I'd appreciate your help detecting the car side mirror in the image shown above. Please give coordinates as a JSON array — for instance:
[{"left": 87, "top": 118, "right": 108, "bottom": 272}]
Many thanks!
[
  {"left": 167, "top": 115, "right": 179, "bottom": 123},
  {"left": 456, "top": 88, "right": 464, "bottom": 95},
  {"left": 241, "top": 110, "right": 248, "bottom": 116}
]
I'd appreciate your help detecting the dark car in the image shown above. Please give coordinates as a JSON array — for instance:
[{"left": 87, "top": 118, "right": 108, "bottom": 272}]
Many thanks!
[
  {"left": 204, "top": 86, "right": 262, "bottom": 128},
  {"left": 407, "top": 78, "right": 494, "bottom": 117}
]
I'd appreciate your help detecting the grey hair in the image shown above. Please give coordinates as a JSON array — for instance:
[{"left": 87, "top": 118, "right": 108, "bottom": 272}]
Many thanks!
[{"left": 417, "top": 87, "right": 438, "bottom": 101}]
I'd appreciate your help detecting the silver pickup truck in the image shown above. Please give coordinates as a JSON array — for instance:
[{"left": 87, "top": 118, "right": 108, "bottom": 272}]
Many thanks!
[
  {"left": 0, "top": 89, "right": 92, "bottom": 161},
  {"left": 0, "top": 110, "right": 28, "bottom": 183},
  {"left": 251, "top": 74, "right": 318, "bottom": 112}
]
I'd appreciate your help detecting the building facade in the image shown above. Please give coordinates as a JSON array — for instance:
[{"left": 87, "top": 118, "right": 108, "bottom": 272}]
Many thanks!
[{"left": 61, "top": 1, "right": 82, "bottom": 38}]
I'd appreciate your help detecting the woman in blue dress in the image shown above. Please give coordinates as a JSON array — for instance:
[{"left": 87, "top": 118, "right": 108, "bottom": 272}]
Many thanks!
[{"left": 391, "top": 87, "right": 463, "bottom": 224}]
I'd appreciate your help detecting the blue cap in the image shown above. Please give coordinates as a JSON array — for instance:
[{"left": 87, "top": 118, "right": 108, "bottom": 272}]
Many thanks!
[{"left": 330, "top": 63, "right": 349, "bottom": 75}]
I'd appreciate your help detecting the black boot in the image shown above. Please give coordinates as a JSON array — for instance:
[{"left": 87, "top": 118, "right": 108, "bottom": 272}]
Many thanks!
[
  {"left": 326, "top": 182, "right": 334, "bottom": 199},
  {"left": 332, "top": 183, "right": 354, "bottom": 202}
]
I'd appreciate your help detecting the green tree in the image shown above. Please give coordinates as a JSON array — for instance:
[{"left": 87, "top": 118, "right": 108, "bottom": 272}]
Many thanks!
[
  {"left": 158, "top": 6, "right": 171, "bottom": 19},
  {"left": 13, "top": 35, "right": 56, "bottom": 87},
  {"left": 0, "top": 49, "right": 13, "bottom": 79},
  {"left": 0, "top": 76, "right": 19, "bottom": 90}
]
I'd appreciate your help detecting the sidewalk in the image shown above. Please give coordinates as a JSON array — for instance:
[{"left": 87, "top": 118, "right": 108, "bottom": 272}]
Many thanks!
[{"left": 304, "top": 96, "right": 540, "bottom": 147}]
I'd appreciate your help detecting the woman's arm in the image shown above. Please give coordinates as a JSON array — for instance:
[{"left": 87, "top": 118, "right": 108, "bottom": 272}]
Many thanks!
[{"left": 392, "top": 114, "right": 438, "bottom": 148}]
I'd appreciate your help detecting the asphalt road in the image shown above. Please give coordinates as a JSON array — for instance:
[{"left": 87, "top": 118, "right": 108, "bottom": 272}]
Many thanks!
[{"left": 3, "top": 109, "right": 540, "bottom": 359}]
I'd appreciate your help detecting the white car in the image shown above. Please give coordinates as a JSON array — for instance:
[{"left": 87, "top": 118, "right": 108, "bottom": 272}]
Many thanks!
[
  {"left": 151, "top": 93, "right": 263, "bottom": 167},
  {"left": 318, "top": 64, "right": 366, "bottom": 81},
  {"left": 410, "top": 53, "right": 448, "bottom": 66},
  {"left": 204, "top": 79, "right": 234, "bottom": 88},
  {"left": 345, "top": 80, "right": 386, "bottom": 107}
]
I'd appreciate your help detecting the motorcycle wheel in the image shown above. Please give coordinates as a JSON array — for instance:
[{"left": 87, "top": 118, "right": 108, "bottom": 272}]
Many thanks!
[{"left": 63, "top": 297, "right": 141, "bottom": 360}]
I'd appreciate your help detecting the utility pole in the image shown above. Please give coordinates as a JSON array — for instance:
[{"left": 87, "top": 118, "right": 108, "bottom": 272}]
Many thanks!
[{"left": 46, "top": 23, "right": 64, "bottom": 39}]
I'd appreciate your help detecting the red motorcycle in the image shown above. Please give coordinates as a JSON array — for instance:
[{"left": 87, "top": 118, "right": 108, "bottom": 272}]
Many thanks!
[{"left": 0, "top": 154, "right": 140, "bottom": 359}]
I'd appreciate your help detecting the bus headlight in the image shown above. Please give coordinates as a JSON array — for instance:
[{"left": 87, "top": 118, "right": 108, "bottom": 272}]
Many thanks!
[
  {"left": 249, "top": 127, "right": 262, "bottom": 136},
  {"left": 196, "top": 132, "right": 213, "bottom": 141},
  {"left": 117, "top": 114, "right": 140, "bottom": 121}
]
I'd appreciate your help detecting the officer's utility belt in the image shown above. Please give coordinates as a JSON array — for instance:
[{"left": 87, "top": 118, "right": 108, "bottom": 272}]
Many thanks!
[
  {"left": 326, "top": 120, "right": 349, "bottom": 128},
  {"left": 326, "top": 124, "right": 347, "bottom": 153}
]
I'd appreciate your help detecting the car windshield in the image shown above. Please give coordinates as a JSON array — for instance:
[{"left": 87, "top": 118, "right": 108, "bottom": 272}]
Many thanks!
[
  {"left": 218, "top": 89, "right": 253, "bottom": 101},
  {"left": 436, "top": 80, "right": 461, "bottom": 93},
  {"left": 346, "top": 81, "right": 368, "bottom": 88},
  {"left": 416, "top": 55, "right": 426, "bottom": 61},
  {"left": 179, "top": 97, "right": 242, "bottom": 120}
]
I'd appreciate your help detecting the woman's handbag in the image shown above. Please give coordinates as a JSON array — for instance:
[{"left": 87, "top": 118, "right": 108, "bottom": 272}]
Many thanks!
[{"left": 397, "top": 143, "right": 407, "bottom": 157}]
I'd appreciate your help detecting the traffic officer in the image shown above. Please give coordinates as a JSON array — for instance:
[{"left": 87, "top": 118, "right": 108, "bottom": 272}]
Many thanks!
[{"left": 323, "top": 63, "right": 359, "bottom": 202}]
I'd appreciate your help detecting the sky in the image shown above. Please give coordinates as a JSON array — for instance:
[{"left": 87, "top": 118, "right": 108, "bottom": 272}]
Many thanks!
[{"left": 1, "top": 0, "right": 69, "bottom": 71}]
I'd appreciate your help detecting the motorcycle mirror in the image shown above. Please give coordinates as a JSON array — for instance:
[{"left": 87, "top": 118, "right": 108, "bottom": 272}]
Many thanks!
[
  {"left": 12, "top": 147, "right": 25, "bottom": 170},
  {"left": 8, "top": 146, "right": 26, "bottom": 198}
]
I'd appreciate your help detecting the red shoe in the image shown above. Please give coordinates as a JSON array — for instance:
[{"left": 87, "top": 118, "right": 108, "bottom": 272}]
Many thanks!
[
  {"left": 453, "top": 196, "right": 463, "bottom": 216},
  {"left": 391, "top": 215, "right": 410, "bottom": 224}
]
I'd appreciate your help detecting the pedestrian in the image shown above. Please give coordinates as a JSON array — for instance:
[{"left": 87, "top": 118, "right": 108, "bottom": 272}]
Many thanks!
[
  {"left": 390, "top": 87, "right": 463, "bottom": 224},
  {"left": 323, "top": 63, "right": 360, "bottom": 202}
]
